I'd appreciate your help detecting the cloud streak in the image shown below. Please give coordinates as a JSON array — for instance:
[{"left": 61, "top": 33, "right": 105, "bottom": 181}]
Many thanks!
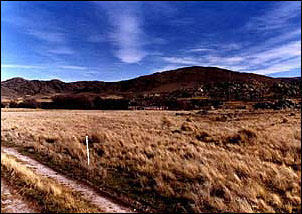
[
  {"left": 57, "top": 65, "right": 87, "bottom": 70},
  {"left": 3, "top": 8, "right": 74, "bottom": 57},
  {"left": 3, "top": 9, "right": 68, "bottom": 43},
  {"left": 47, "top": 47, "right": 74, "bottom": 55},
  {"left": 27, "top": 30, "right": 66, "bottom": 43},
  {"left": 1, "top": 64, "right": 89, "bottom": 72},
  {"left": 1, "top": 1, "right": 300, "bottom": 81},
  {"left": 161, "top": 2, "right": 301, "bottom": 76},
  {"left": 186, "top": 48, "right": 213, "bottom": 53},
  {"left": 1, "top": 64, "right": 45, "bottom": 69},
  {"left": 95, "top": 2, "right": 147, "bottom": 64},
  {"left": 245, "top": 1, "right": 301, "bottom": 32},
  {"left": 162, "top": 39, "right": 301, "bottom": 75}
]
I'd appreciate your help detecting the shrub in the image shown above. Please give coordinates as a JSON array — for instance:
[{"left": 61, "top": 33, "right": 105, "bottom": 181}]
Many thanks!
[
  {"left": 181, "top": 122, "right": 195, "bottom": 132},
  {"left": 52, "top": 94, "right": 95, "bottom": 109},
  {"left": 162, "top": 116, "right": 173, "bottom": 128},
  {"left": 79, "top": 133, "right": 102, "bottom": 145},
  {"left": 93, "top": 96, "right": 129, "bottom": 110},
  {"left": 43, "top": 136, "right": 58, "bottom": 144},
  {"left": 226, "top": 128, "right": 257, "bottom": 144},
  {"left": 80, "top": 133, "right": 105, "bottom": 157},
  {"left": 89, "top": 133, "right": 102, "bottom": 145},
  {"left": 40, "top": 102, "right": 56, "bottom": 109},
  {"left": 196, "top": 131, "right": 210, "bottom": 141},
  {"left": 9, "top": 101, "right": 18, "bottom": 108},
  {"left": 50, "top": 95, "right": 129, "bottom": 110},
  {"left": 18, "top": 99, "right": 40, "bottom": 108},
  {"left": 238, "top": 128, "right": 257, "bottom": 139},
  {"left": 215, "top": 115, "right": 229, "bottom": 122}
]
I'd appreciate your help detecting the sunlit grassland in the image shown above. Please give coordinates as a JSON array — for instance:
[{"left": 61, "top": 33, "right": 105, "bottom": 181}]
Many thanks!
[{"left": 1, "top": 108, "right": 301, "bottom": 212}]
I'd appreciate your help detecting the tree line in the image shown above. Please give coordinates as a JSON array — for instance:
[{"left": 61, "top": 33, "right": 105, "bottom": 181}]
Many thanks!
[
  {"left": 6, "top": 94, "right": 129, "bottom": 110},
  {"left": 4, "top": 94, "right": 224, "bottom": 110}
]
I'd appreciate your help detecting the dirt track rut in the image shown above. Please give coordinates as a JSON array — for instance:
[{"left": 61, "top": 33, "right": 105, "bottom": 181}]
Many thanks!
[
  {"left": 1, "top": 178, "right": 37, "bottom": 213},
  {"left": 1, "top": 147, "right": 134, "bottom": 213}
]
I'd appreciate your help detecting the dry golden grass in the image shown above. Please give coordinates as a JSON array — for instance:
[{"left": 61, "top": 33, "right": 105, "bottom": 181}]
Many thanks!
[
  {"left": 1, "top": 108, "right": 301, "bottom": 212},
  {"left": 1, "top": 153, "right": 102, "bottom": 213}
]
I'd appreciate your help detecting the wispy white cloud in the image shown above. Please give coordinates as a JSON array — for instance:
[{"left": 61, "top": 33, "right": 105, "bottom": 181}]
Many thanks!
[
  {"left": 57, "top": 65, "right": 87, "bottom": 70},
  {"left": 245, "top": 1, "right": 301, "bottom": 32},
  {"left": 47, "top": 47, "right": 74, "bottom": 55},
  {"left": 186, "top": 48, "right": 213, "bottom": 53},
  {"left": 1, "top": 64, "right": 45, "bottom": 69},
  {"left": 93, "top": 2, "right": 169, "bottom": 64},
  {"left": 161, "top": 2, "right": 301, "bottom": 76},
  {"left": 1, "top": 64, "right": 90, "bottom": 73},
  {"left": 242, "top": 29, "right": 301, "bottom": 57},
  {"left": 247, "top": 40, "right": 301, "bottom": 65},
  {"left": 94, "top": 2, "right": 147, "bottom": 64},
  {"left": 82, "top": 71, "right": 101, "bottom": 78},
  {"left": 27, "top": 30, "right": 66, "bottom": 43},
  {"left": 111, "top": 14, "right": 146, "bottom": 63},
  {"left": 162, "top": 39, "right": 301, "bottom": 75},
  {"left": 264, "top": 28, "right": 301, "bottom": 46},
  {"left": 249, "top": 56, "right": 301, "bottom": 75},
  {"left": 163, "top": 57, "right": 200, "bottom": 65},
  {"left": 151, "top": 65, "right": 184, "bottom": 73},
  {"left": 3, "top": 8, "right": 73, "bottom": 56},
  {"left": 222, "top": 56, "right": 244, "bottom": 64},
  {"left": 163, "top": 55, "right": 245, "bottom": 67},
  {"left": 186, "top": 43, "right": 242, "bottom": 54},
  {"left": 3, "top": 9, "right": 68, "bottom": 43}
]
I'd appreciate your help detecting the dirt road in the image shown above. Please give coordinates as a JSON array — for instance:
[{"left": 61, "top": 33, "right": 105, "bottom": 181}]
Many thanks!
[
  {"left": 1, "top": 178, "right": 38, "bottom": 213},
  {"left": 1, "top": 147, "right": 134, "bottom": 213}
]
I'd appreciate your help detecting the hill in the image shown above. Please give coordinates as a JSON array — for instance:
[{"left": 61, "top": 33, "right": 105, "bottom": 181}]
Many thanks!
[{"left": 1, "top": 66, "right": 301, "bottom": 102}]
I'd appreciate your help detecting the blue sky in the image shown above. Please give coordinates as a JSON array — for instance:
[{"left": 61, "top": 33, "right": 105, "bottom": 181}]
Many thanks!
[{"left": 1, "top": 1, "right": 301, "bottom": 82}]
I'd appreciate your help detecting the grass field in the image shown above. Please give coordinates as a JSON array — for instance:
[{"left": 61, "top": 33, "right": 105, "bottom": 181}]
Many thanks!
[{"left": 1, "top": 108, "right": 301, "bottom": 212}]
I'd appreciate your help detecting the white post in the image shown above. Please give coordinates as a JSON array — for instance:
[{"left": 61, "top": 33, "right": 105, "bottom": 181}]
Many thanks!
[{"left": 86, "top": 135, "right": 89, "bottom": 165}]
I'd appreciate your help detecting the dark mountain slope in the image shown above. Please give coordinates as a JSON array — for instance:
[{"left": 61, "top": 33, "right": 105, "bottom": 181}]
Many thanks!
[{"left": 1, "top": 66, "right": 300, "bottom": 101}]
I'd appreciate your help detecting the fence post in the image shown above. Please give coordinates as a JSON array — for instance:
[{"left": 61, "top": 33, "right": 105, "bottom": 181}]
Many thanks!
[{"left": 86, "top": 135, "right": 89, "bottom": 165}]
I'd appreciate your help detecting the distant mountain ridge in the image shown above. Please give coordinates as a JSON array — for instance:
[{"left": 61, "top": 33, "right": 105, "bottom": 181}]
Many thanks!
[{"left": 1, "top": 66, "right": 300, "bottom": 100}]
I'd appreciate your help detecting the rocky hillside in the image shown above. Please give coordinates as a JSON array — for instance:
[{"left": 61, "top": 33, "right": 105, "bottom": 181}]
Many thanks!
[{"left": 1, "top": 66, "right": 301, "bottom": 101}]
